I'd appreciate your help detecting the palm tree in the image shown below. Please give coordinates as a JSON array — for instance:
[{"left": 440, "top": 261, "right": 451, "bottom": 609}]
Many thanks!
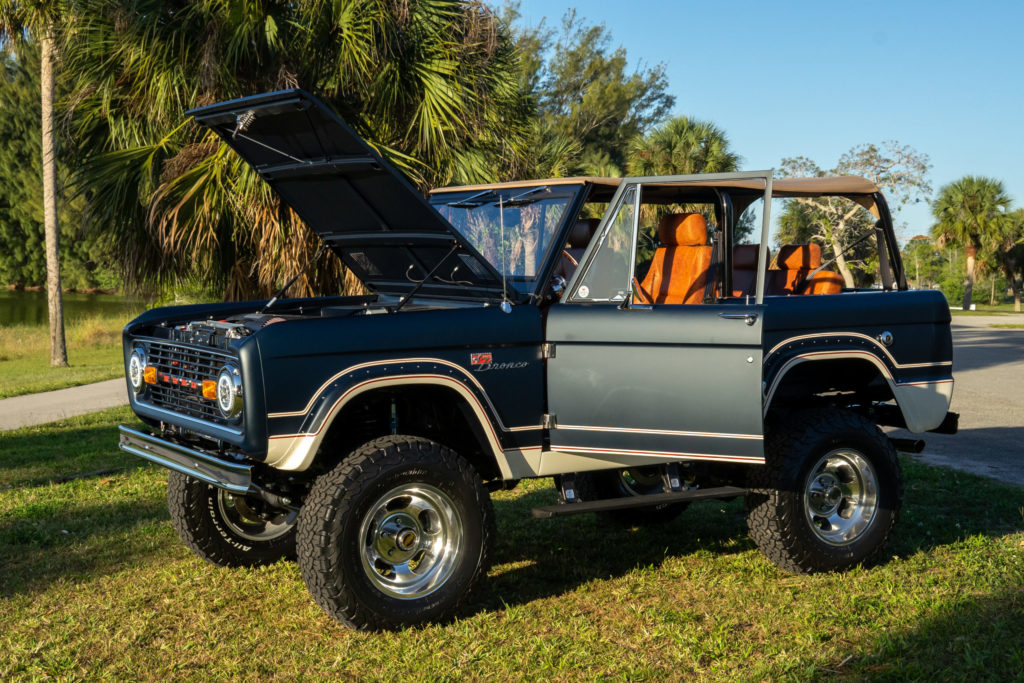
[
  {"left": 1, "top": 0, "right": 68, "bottom": 366},
  {"left": 626, "top": 116, "right": 739, "bottom": 177},
  {"left": 990, "top": 208, "right": 1024, "bottom": 312},
  {"left": 64, "top": 0, "right": 530, "bottom": 300},
  {"left": 625, "top": 115, "right": 739, "bottom": 232},
  {"left": 931, "top": 176, "right": 1011, "bottom": 310}
]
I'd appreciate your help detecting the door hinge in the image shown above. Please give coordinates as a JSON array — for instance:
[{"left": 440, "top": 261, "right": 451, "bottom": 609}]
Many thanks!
[
  {"left": 542, "top": 342, "right": 556, "bottom": 359},
  {"left": 542, "top": 413, "right": 557, "bottom": 429}
]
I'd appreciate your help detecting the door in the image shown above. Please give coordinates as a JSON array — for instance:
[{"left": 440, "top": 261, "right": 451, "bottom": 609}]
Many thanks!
[{"left": 543, "top": 176, "right": 770, "bottom": 474}]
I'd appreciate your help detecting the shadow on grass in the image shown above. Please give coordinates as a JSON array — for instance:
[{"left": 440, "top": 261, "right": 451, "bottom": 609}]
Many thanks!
[
  {"left": 842, "top": 587, "right": 1024, "bottom": 679},
  {"left": 0, "top": 486, "right": 171, "bottom": 597},
  {"left": 477, "top": 487, "right": 751, "bottom": 611},
  {"left": 464, "top": 456, "right": 1024, "bottom": 620},
  {"left": 0, "top": 410, "right": 143, "bottom": 489}
]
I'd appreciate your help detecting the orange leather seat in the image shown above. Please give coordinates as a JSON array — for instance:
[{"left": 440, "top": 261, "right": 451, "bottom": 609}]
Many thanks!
[
  {"left": 636, "top": 213, "right": 711, "bottom": 305},
  {"left": 732, "top": 244, "right": 761, "bottom": 297},
  {"left": 766, "top": 244, "right": 843, "bottom": 295}
]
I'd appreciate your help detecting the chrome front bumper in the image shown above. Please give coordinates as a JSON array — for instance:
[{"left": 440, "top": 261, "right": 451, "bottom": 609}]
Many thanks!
[{"left": 118, "top": 425, "right": 252, "bottom": 494}]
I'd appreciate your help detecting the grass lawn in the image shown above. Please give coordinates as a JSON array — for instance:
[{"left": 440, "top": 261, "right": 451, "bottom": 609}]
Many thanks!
[
  {"left": 949, "top": 302, "right": 1023, "bottom": 316},
  {"left": 990, "top": 323, "right": 1024, "bottom": 329},
  {"left": 0, "top": 315, "right": 128, "bottom": 399},
  {"left": 2, "top": 408, "right": 1023, "bottom": 680}
]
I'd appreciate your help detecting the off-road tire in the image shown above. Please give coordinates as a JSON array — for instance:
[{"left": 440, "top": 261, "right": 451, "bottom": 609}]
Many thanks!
[
  {"left": 573, "top": 467, "right": 687, "bottom": 526},
  {"left": 746, "top": 409, "right": 902, "bottom": 573},
  {"left": 296, "top": 435, "right": 495, "bottom": 631},
  {"left": 166, "top": 471, "right": 297, "bottom": 567}
]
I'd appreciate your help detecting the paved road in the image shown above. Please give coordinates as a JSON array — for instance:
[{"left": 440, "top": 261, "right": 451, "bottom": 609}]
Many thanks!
[
  {"left": 0, "top": 378, "right": 128, "bottom": 431},
  {"left": 889, "top": 314, "right": 1024, "bottom": 487}
]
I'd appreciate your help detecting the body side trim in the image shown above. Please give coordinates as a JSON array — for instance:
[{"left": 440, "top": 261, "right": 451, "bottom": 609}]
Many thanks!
[
  {"left": 268, "top": 357, "right": 498, "bottom": 419},
  {"left": 555, "top": 424, "right": 762, "bottom": 440},
  {"left": 545, "top": 445, "right": 765, "bottom": 469},
  {"left": 765, "top": 331, "right": 952, "bottom": 369}
]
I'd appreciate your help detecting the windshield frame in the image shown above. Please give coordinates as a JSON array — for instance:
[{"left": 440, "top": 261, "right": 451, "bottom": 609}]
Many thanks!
[{"left": 429, "top": 182, "right": 590, "bottom": 299}]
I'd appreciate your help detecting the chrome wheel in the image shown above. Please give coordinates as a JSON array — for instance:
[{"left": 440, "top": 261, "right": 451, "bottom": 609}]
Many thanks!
[
  {"left": 358, "top": 483, "right": 463, "bottom": 600},
  {"left": 803, "top": 449, "right": 878, "bottom": 546},
  {"left": 216, "top": 490, "right": 298, "bottom": 542}
]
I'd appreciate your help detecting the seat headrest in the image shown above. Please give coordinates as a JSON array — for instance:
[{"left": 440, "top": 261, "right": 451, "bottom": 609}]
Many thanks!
[
  {"left": 777, "top": 243, "right": 822, "bottom": 270},
  {"left": 567, "top": 219, "right": 600, "bottom": 249},
  {"left": 658, "top": 213, "right": 707, "bottom": 246},
  {"left": 733, "top": 244, "right": 760, "bottom": 269}
]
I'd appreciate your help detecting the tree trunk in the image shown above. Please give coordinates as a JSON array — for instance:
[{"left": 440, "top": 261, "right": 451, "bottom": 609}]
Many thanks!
[
  {"left": 962, "top": 245, "right": 977, "bottom": 311},
  {"left": 41, "top": 27, "right": 68, "bottom": 367},
  {"left": 1002, "top": 262, "right": 1022, "bottom": 313},
  {"left": 829, "top": 234, "right": 856, "bottom": 288},
  {"left": 989, "top": 277, "right": 996, "bottom": 306}
]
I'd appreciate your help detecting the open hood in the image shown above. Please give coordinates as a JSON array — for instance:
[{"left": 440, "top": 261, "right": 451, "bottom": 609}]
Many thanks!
[{"left": 188, "top": 90, "right": 506, "bottom": 301}]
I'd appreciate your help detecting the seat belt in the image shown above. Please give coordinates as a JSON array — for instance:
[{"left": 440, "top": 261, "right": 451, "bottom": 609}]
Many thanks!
[{"left": 702, "top": 230, "right": 720, "bottom": 303}]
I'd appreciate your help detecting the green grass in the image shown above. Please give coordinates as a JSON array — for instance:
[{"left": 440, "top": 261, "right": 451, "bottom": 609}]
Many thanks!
[
  {"left": 3, "top": 408, "right": 1024, "bottom": 680},
  {"left": 0, "top": 315, "right": 129, "bottom": 398},
  {"left": 949, "top": 302, "right": 1023, "bottom": 315},
  {"left": 990, "top": 323, "right": 1024, "bottom": 329}
]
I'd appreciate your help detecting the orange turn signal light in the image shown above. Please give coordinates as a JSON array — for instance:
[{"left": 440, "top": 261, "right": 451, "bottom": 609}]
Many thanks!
[
  {"left": 202, "top": 379, "right": 218, "bottom": 400},
  {"left": 143, "top": 366, "right": 157, "bottom": 385}
]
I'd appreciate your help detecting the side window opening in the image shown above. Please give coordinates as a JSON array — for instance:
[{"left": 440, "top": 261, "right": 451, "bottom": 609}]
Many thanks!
[
  {"left": 632, "top": 187, "right": 721, "bottom": 306},
  {"left": 737, "top": 195, "right": 885, "bottom": 296}
]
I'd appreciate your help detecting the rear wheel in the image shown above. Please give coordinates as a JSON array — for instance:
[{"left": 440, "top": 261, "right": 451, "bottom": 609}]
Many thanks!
[
  {"left": 746, "top": 409, "right": 902, "bottom": 573},
  {"left": 296, "top": 435, "right": 494, "bottom": 631},
  {"left": 167, "top": 471, "right": 297, "bottom": 567},
  {"left": 575, "top": 466, "right": 687, "bottom": 525}
]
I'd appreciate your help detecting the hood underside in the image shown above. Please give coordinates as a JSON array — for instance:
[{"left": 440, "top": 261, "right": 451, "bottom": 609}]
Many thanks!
[{"left": 188, "top": 90, "right": 506, "bottom": 301}]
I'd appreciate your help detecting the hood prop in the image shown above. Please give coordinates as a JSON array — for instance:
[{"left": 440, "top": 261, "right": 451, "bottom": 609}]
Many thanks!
[{"left": 261, "top": 243, "right": 328, "bottom": 314}]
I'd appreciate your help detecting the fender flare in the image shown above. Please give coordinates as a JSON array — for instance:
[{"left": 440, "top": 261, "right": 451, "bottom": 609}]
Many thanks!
[
  {"left": 763, "top": 340, "right": 953, "bottom": 433},
  {"left": 264, "top": 358, "right": 539, "bottom": 475}
]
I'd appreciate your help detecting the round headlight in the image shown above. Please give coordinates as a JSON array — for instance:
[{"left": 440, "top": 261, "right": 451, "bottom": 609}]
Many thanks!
[
  {"left": 128, "top": 348, "right": 146, "bottom": 393},
  {"left": 216, "top": 365, "right": 243, "bottom": 419}
]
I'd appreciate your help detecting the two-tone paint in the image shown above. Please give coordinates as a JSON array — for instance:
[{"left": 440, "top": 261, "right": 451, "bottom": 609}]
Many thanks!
[{"left": 120, "top": 90, "right": 955, "bottom": 490}]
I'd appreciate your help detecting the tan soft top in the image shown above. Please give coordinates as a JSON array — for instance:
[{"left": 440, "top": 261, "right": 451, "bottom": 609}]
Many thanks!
[
  {"left": 431, "top": 175, "right": 879, "bottom": 196},
  {"left": 431, "top": 176, "right": 621, "bottom": 193}
]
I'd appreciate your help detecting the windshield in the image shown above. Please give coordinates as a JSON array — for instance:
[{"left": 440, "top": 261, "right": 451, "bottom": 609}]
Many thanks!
[{"left": 431, "top": 185, "right": 580, "bottom": 294}]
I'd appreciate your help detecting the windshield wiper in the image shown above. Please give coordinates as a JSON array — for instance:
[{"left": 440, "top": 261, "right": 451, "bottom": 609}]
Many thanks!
[
  {"left": 496, "top": 185, "right": 550, "bottom": 207},
  {"left": 445, "top": 190, "right": 499, "bottom": 209}
]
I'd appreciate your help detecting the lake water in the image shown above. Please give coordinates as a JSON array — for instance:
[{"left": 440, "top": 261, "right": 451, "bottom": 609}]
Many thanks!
[{"left": 0, "top": 291, "right": 152, "bottom": 326}]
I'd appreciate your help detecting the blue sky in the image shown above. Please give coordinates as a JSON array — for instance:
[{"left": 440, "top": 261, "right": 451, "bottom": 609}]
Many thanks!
[{"left": 514, "top": 0, "right": 1024, "bottom": 240}]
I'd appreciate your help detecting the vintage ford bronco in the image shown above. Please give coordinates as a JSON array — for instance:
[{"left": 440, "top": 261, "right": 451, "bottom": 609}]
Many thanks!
[{"left": 119, "top": 90, "right": 956, "bottom": 630}]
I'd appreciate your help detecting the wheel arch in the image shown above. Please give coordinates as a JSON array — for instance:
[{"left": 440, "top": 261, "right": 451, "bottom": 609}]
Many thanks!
[
  {"left": 764, "top": 353, "right": 896, "bottom": 421},
  {"left": 764, "top": 351, "right": 952, "bottom": 433},
  {"left": 265, "top": 374, "right": 513, "bottom": 480}
]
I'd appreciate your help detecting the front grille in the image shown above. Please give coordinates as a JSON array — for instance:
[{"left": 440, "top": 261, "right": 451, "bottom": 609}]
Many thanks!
[{"left": 142, "top": 340, "right": 238, "bottom": 425}]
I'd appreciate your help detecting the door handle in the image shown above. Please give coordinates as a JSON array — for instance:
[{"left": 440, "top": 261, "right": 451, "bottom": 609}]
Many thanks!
[{"left": 719, "top": 312, "right": 758, "bottom": 326}]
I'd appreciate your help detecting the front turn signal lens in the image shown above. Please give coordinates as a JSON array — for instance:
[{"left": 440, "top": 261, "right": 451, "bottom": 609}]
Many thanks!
[
  {"left": 202, "top": 379, "right": 218, "bottom": 400},
  {"left": 143, "top": 366, "right": 157, "bottom": 385}
]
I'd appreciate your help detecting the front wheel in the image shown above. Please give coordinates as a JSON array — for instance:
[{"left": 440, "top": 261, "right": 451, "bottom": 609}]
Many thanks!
[
  {"left": 296, "top": 435, "right": 494, "bottom": 631},
  {"left": 746, "top": 409, "right": 902, "bottom": 573},
  {"left": 167, "top": 471, "right": 297, "bottom": 567}
]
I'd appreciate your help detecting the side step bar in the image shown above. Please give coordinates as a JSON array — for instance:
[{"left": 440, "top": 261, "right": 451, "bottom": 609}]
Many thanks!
[
  {"left": 118, "top": 425, "right": 252, "bottom": 494},
  {"left": 531, "top": 485, "right": 748, "bottom": 519}
]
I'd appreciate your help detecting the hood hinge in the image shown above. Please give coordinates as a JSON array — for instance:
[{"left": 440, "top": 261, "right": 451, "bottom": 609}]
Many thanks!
[{"left": 541, "top": 342, "right": 556, "bottom": 359}]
